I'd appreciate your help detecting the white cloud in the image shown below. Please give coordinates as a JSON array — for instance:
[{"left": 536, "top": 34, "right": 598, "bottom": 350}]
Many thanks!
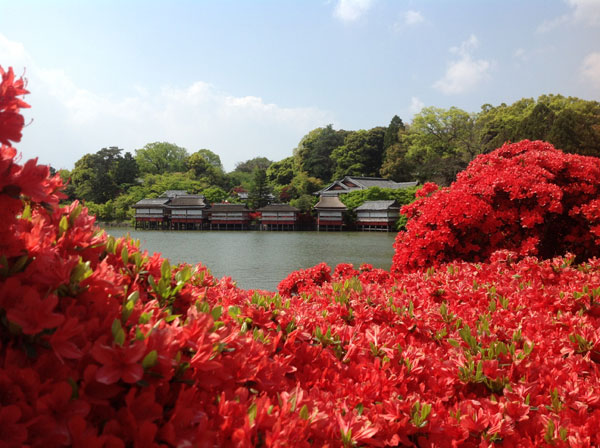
[
  {"left": 582, "top": 52, "right": 600, "bottom": 88},
  {"left": 404, "top": 10, "right": 424, "bottom": 26},
  {"left": 514, "top": 48, "right": 527, "bottom": 62},
  {"left": 333, "top": 0, "right": 374, "bottom": 22},
  {"left": 392, "top": 10, "right": 424, "bottom": 31},
  {"left": 0, "top": 34, "right": 334, "bottom": 171},
  {"left": 568, "top": 0, "right": 600, "bottom": 26},
  {"left": 409, "top": 96, "right": 424, "bottom": 115},
  {"left": 538, "top": 0, "right": 600, "bottom": 31},
  {"left": 433, "top": 35, "right": 492, "bottom": 95}
]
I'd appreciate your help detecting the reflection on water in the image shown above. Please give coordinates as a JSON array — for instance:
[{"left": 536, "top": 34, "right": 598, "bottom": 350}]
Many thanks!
[{"left": 105, "top": 228, "right": 397, "bottom": 291}]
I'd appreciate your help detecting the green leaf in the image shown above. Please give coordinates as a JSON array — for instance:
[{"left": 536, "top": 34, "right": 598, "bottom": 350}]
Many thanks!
[
  {"left": 127, "top": 290, "right": 140, "bottom": 304},
  {"left": 248, "top": 402, "right": 257, "bottom": 425},
  {"left": 111, "top": 319, "right": 125, "bottom": 346},
  {"left": 58, "top": 215, "right": 69, "bottom": 237},
  {"left": 228, "top": 305, "right": 241, "bottom": 318},
  {"left": 161, "top": 259, "right": 171, "bottom": 280},
  {"left": 139, "top": 312, "right": 152, "bottom": 324},
  {"left": 447, "top": 338, "right": 460, "bottom": 348},
  {"left": 299, "top": 404, "right": 310, "bottom": 420},
  {"left": 211, "top": 306, "right": 223, "bottom": 321},
  {"left": 121, "top": 246, "right": 129, "bottom": 266},
  {"left": 142, "top": 350, "right": 158, "bottom": 369}
]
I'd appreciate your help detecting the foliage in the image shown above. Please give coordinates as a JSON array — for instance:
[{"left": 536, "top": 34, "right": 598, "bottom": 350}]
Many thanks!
[
  {"left": 248, "top": 167, "right": 272, "bottom": 209},
  {"left": 233, "top": 156, "right": 272, "bottom": 174},
  {"left": 331, "top": 128, "right": 386, "bottom": 180},
  {"left": 266, "top": 156, "right": 295, "bottom": 186},
  {"left": 294, "top": 125, "right": 348, "bottom": 182},
  {"left": 135, "top": 142, "right": 189, "bottom": 175},
  {"left": 201, "top": 185, "right": 229, "bottom": 204},
  {"left": 70, "top": 147, "right": 139, "bottom": 203},
  {"left": 6, "top": 66, "right": 600, "bottom": 446},
  {"left": 478, "top": 94, "right": 600, "bottom": 157},
  {"left": 393, "top": 140, "right": 600, "bottom": 272},
  {"left": 289, "top": 194, "right": 318, "bottom": 213},
  {"left": 186, "top": 148, "right": 227, "bottom": 187},
  {"left": 406, "top": 107, "right": 480, "bottom": 186},
  {"left": 338, "top": 186, "right": 417, "bottom": 212}
]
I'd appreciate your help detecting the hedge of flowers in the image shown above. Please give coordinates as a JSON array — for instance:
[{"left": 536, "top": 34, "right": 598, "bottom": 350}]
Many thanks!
[
  {"left": 392, "top": 141, "right": 600, "bottom": 272},
  {"left": 3, "top": 66, "right": 600, "bottom": 447}
]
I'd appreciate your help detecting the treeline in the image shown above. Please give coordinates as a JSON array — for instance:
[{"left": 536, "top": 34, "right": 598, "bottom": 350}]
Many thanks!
[{"left": 56, "top": 94, "right": 600, "bottom": 222}]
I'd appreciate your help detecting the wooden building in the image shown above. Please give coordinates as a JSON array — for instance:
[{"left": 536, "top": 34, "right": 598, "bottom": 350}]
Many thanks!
[
  {"left": 355, "top": 200, "right": 400, "bottom": 231},
  {"left": 257, "top": 204, "right": 300, "bottom": 231},
  {"left": 313, "top": 195, "right": 347, "bottom": 231},
  {"left": 168, "top": 195, "right": 209, "bottom": 230},
  {"left": 316, "top": 176, "right": 418, "bottom": 196},
  {"left": 132, "top": 198, "right": 170, "bottom": 229},
  {"left": 208, "top": 203, "right": 252, "bottom": 230}
]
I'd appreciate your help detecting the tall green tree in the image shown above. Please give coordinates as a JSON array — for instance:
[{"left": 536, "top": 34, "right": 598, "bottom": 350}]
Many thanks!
[
  {"left": 135, "top": 142, "right": 189, "bottom": 175},
  {"left": 407, "top": 107, "right": 479, "bottom": 185},
  {"left": 266, "top": 156, "right": 295, "bottom": 187},
  {"left": 70, "top": 147, "right": 138, "bottom": 203},
  {"left": 294, "top": 125, "right": 348, "bottom": 182},
  {"left": 330, "top": 127, "right": 386, "bottom": 180},
  {"left": 248, "top": 167, "right": 271, "bottom": 209},
  {"left": 383, "top": 115, "right": 405, "bottom": 149}
]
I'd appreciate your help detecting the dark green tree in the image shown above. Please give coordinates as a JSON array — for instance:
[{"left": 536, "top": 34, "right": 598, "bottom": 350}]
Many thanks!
[
  {"left": 383, "top": 115, "right": 405, "bottom": 149},
  {"left": 248, "top": 167, "right": 271, "bottom": 209},
  {"left": 330, "top": 127, "right": 386, "bottom": 179},
  {"left": 294, "top": 125, "right": 348, "bottom": 182}
]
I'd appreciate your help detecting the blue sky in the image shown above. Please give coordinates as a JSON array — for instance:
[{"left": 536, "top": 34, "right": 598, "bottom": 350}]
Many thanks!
[{"left": 1, "top": 0, "right": 599, "bottom": 171}]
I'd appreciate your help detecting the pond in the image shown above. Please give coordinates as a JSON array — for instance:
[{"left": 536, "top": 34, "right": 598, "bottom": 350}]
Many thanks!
[{"left": 104, "top": 228, "right": 397, "bottom": 291}]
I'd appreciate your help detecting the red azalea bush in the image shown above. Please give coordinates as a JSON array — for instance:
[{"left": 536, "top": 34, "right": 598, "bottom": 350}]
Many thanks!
[
  {"left": 4, "top": 66, "right": 600, "bottom": 446},
  {"left": 393, "top": 141, "right": 600, "bottom": 273}
]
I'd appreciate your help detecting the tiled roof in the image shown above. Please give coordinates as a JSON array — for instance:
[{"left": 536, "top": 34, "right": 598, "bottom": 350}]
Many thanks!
[
  {"left": 256, "top": 203, "right": 300, "bottom": 212},
  {"left": 168, "top": 195, "right": 207, "bottom": 208},
  {"left": 317, "top": 177, "right": 418, "bottom": 196},
  {"left": 209, "top": 203, "right": 250, "bottom": 212},
  {"left": 314, "top": 195, "right": 347, "bottom": 210},
  {"left": 132, "top": 198, "right": 169, "bottom": 208},
  {"left": 354, "top": 200, "right": 400, "bottom": 211}
]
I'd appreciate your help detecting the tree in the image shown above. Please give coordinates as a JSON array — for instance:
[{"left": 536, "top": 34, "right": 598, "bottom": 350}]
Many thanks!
[
  {"left": 201, "top": 186, "right": 228, "bottom": 204},
  {"left": 266, "top": 156, "right": 295, "bottom": 186},
  {"left": 293, "top": 125, "right": 348, "bottom": 182},
  {"left": 330, "top": 127, "right": 386, "bottom": 180},
  {"left": 233, "top": 157, "right": 272, "bottom": 173},
  {"left": 383, "top": 115, "right": 405, "bottom": 150},
  {"left": 187, "top": 149, "right": 227, "bottom": 187},
  {"left": 407, "top": 107, "right": 479, "bottom": 185},
  {"left": 70, "top": 147, "right": 136, "bottom": 203},
  {"left": 135, "top": 142, "right": 189, "bottom": 175},
  {"left": 248, "top": 167, "right": 271, "bottom": 209}
]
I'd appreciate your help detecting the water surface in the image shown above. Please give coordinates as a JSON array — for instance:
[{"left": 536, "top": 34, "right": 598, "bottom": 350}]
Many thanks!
[{"left": 105, "top": 228, "right": 396, "bottom": 291}]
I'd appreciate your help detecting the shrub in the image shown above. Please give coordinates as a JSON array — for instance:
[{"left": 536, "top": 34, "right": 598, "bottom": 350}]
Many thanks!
[{"left": 393, "top": 140, "right": 600, "bottom": 272}]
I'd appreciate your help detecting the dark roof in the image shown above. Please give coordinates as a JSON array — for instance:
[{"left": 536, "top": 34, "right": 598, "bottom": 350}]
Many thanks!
[
  {"left": 160, "top": 190, "right": 188, "bottom": 198},
  {"left": 168, "top": 195, "right": 208, "bottom": 208},
  {"left": 354, "top": 200, "right": 400, "bottom": 211},
  {"left": 209, "top": 203, "right": 250, "bottom": 212},
  {"left": 314, "top": 195, "right": 347, "bottom": 210},
  {"left": 317, "top": 176, "right": 418, "bottom": 196},
  {"left": 256, "top": 203, "right": 300, "bottom": 212},
  {"left": 132, "top": 198, "right": 169, "bottom": 208}
]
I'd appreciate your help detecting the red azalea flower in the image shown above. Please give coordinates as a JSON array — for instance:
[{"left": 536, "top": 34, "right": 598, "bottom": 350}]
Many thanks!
[
  {"left": 0, "top": 405, "right": 27, "bottom": 447},
  {"left": 90, "top": 340, "right": 146, "bottom": 384},
  {"left": 6, "top": 288, "right": 65, "bottom": 335},
  {"left": 0, "top": 66, "right": 29, "bottom": 146}
]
